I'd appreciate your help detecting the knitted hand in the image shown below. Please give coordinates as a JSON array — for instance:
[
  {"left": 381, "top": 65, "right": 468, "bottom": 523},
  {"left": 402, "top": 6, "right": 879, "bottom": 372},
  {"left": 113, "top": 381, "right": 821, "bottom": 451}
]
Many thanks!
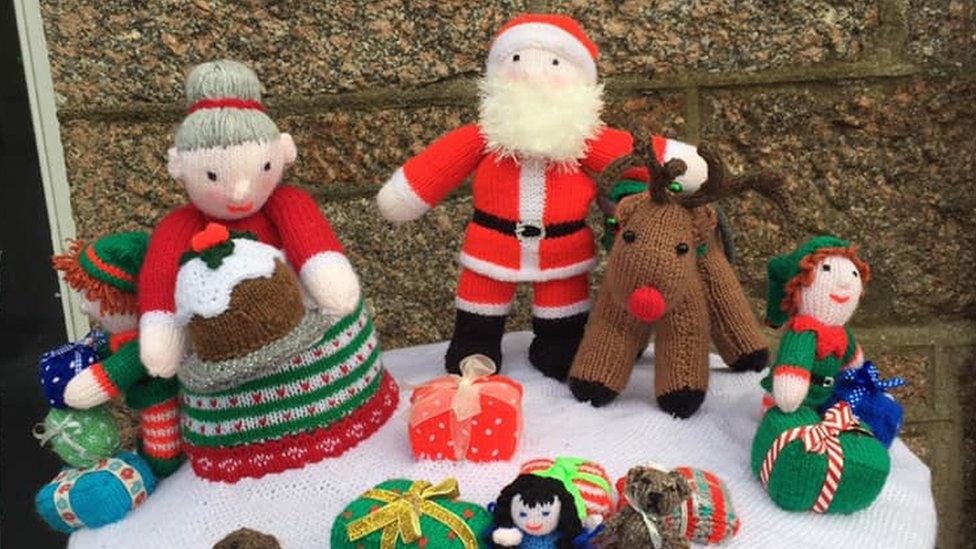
[
  {"left": 772, "top": 368, "right": 810, "bottom": 413},
  {"left": 139, "top": 315, "right": 187, "bottom": 378},
  {"left": 63, "top": 371, "right": 110, "bottom": 409},
  {"left": 301, "top": 256, "right": 361, "bottom": 317},
  {"left": 376, "top": 170, "right": 429, "bottom": 224},
  {"left": 492, "top": 527, "right": 524, "bottom": 547}
]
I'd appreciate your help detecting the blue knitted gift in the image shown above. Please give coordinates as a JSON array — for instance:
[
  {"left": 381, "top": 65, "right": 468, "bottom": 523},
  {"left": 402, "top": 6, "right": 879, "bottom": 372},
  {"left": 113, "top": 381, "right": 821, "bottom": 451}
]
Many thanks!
[
  {"left": 39, "top": 330, "right": 108, "bottom": 409},
  {"left": 820, "top": 361, "right": 906, "bottom": 448},
  {"left": 35, "top": 451, "right": 155, "bottom": 533}
]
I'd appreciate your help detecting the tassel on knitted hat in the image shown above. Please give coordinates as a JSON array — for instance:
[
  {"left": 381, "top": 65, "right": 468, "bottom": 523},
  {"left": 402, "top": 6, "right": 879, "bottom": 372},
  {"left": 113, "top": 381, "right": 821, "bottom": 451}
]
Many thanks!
[{"left": 765, "top": 235, "right": 851, "bottom": 328}]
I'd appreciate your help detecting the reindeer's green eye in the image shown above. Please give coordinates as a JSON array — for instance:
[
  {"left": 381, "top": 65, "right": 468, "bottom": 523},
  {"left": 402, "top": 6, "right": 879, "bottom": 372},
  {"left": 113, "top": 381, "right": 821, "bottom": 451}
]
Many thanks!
[{"left": 668, "top": 181, "right": 683, "bottom": 193}]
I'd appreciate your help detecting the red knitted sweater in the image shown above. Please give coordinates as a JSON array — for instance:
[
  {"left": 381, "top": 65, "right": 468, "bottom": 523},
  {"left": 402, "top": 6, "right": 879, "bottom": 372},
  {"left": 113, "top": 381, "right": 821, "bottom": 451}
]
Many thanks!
[{"left": 139, "top": 185, "right": 344, "bottom": 315}]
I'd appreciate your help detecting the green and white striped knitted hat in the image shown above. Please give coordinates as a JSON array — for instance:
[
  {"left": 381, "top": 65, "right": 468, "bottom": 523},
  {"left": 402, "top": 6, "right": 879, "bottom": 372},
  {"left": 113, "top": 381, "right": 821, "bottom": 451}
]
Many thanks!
[{"left": 175, "top": 60, "right": 280, "bottom": 151}]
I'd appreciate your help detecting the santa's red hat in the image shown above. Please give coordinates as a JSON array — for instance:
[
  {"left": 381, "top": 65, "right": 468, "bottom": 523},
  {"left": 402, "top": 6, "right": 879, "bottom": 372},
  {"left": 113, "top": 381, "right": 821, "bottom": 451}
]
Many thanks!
[{"left": 487, "top": 14, "right": 599, "bottom": 82}]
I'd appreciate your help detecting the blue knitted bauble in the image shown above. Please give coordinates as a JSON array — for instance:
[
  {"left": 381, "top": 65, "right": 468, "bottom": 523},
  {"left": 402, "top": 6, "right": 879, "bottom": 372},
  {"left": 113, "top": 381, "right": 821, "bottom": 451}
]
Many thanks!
[
  {"left": 35, "top": 451, "right": 156, "bottom": 533},
  {"left": 39, "top": 330, "right": 107, "bottom": 409}
]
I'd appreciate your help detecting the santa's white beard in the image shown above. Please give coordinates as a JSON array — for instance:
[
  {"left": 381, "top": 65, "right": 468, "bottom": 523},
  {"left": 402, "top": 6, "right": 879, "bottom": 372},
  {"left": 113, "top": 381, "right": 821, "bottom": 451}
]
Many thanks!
[{"left": 478, "top": 75, "right": 605, "bottom": 164}]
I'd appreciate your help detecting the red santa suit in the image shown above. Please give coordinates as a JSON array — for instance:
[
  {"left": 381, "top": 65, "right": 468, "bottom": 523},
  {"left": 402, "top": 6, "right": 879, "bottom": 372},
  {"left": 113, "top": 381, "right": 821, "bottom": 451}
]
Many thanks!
[
  {"left": 138, "top": 185, "right": 346, "bottom": 318},
  {"left": 383, "top": 123, "right": 698, "bottom": 318}
]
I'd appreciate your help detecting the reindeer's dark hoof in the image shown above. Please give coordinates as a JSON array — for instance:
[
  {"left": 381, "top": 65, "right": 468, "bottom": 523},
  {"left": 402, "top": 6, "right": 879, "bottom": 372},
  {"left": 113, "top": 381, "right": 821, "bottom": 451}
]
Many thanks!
[
  {"left": 728, "top": 348, "right": 769, "bottom": 372},
  {"left": 658, "top": 388, "right": 706, "bottom": 418},
  {"left": 569, "top": 378, "right": 619, "bottom": 407}
]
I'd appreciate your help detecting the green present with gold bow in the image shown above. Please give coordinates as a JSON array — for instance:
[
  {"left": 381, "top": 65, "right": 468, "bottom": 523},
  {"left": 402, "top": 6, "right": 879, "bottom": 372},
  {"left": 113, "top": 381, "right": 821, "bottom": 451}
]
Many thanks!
[{"left": 331, "top": 478, "right": 492, "bottom": 549}]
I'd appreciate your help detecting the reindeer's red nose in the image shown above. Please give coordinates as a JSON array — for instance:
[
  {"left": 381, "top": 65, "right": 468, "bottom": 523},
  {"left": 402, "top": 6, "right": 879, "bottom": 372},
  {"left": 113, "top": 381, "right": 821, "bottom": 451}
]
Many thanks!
[{"left": 628, "top": 286, "right": 666, "bottom": 323}]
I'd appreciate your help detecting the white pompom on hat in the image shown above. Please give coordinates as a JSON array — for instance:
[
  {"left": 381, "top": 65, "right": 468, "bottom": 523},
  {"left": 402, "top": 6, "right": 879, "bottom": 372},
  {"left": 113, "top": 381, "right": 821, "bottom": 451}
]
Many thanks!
[{"left": 486, "top": 14, "right": 599, "bottom": 83}]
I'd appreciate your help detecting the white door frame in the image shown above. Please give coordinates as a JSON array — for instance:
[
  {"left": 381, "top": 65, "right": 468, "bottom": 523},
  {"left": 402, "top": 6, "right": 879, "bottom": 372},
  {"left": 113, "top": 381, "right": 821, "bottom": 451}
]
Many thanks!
[{"left": 14, "top": 0, "right": 88, "bottom": 340}]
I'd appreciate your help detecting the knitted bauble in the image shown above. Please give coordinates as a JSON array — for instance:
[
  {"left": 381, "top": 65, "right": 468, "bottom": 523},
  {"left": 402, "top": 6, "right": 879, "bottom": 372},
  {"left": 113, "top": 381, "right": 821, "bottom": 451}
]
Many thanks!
[
  {"left": 765, "top": 235, "right": 851, "bottom": 328},
  {"left": 488, "top": 14, "right": 599, "bottom": 83},
  {"left": 330, "top": 478, "right": 492, "bottom": 549},
  {"left": 34, "top": 407, "right": 121, "bottom": 468},
  {"left": 35, "top": 452, "right": 155, "bottom": 533},
  {"left": 38, "top": 330, "right": 107, "bottom": 408},
  {"left": 520, "top": 457, "right": 615, "bottom": 520},
  {"left": 751, "top": 404, "right": 890, "bottom": 514},
  {"left": 176, "top": 59, "right": 279, "bottom": 151},
  {"left": 180, "top": 301, "right": 399, "bottom": 482}
]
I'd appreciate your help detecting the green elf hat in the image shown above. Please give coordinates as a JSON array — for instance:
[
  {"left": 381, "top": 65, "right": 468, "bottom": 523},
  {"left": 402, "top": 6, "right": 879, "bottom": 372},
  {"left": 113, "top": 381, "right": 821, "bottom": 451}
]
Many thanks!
[
  {"left": 766, "top": 235, "right": 851, "bottom": 328},
  {"left": 76, "top": 231, "right": 149, "bottom": 294}
]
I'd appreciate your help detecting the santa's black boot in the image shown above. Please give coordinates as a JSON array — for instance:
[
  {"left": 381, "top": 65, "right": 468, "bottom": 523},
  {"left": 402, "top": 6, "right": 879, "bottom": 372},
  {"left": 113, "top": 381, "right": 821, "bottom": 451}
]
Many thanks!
[
  {"left": 444, "top": 310, "right": 506, "bottom": 374},
  {"left": 528, "top": 313, "right": 588, "bottom": 381}
]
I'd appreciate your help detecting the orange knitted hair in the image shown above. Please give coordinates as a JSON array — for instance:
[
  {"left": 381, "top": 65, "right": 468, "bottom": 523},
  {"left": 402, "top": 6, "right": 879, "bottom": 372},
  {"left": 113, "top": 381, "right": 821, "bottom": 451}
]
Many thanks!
[
  {"left": 52, "top": 239, "right": 138, "bottom": 316},
  {"left": 781, "top": 246, "right": 871, "bottom": 317}
]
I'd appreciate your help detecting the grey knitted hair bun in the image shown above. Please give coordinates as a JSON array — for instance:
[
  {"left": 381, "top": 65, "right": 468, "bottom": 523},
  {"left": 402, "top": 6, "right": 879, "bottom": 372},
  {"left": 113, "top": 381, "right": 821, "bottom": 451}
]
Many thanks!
[{"left": 175, "top": 59, "right": 280, "bottom": 151}]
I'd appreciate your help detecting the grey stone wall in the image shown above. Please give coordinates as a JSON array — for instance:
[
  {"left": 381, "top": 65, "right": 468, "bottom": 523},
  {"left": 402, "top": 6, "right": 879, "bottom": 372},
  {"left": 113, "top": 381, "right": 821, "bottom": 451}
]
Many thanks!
[{"left": 39, "top": 1, "right": 975, "bottom": 545}]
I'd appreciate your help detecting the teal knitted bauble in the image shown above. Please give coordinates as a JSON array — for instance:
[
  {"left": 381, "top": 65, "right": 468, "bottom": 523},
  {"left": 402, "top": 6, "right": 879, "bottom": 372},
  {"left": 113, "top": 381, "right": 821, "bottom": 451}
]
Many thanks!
[{"left": 35, "top": 407, "right": 121, "bottom": 468}]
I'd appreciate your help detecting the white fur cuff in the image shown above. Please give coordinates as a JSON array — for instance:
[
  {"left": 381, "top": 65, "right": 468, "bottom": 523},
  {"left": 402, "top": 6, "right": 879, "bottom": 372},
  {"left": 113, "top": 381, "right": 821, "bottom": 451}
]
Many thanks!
[{"left": 376, "top": 167, "right": 430, "bottom": 223}]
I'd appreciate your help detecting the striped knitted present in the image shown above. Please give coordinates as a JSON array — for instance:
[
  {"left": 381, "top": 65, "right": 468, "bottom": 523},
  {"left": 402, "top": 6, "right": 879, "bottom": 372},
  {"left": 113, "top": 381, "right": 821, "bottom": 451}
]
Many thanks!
[
  {"left": 750, "top": 403, "right": 890, "bottom": 514},
  {"left": 615, "top": 467, "right": 741, "bottom": 544},
  {"left": 520, "top": 457, "right": 615, "bottom": 519},
  {"left": 180, "top": 302, "right": 398, "bottom": 482}
]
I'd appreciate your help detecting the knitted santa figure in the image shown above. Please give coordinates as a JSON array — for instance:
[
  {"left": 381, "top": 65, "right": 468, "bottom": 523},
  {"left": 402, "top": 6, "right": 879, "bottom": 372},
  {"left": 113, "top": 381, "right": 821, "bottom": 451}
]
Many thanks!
[
  {"left": 173, "top": 224, "right": 397, "bottom": 482},
  {"left": 53, "top": 232, "right": 184, "bottom": 477},
  {"left": 761, "top": 236, "right": 870, "bottom": 413},
  {"left": 139, "top": 59, "right": 360, "bottom": 379},
  {"left": 376, "top": 14, "right": 709, "bottom": 377}
]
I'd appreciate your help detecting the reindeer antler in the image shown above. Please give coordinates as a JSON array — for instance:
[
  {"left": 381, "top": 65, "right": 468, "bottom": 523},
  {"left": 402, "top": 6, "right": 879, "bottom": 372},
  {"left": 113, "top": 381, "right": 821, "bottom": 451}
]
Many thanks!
[{"left": 680, "top": 142, "right": 787, "bottom": 210}]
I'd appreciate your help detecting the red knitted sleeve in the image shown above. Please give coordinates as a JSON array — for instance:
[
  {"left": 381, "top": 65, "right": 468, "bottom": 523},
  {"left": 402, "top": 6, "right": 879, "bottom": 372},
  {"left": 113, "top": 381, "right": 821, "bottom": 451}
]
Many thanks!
[
  {"left": 402, "top": 124, "right": 487, "bottom": 207},
  {"left": 139, "top": 205, "right": 203, "bottom": 315},
  {"left": 263, "top": 185, "right": 344, "bottom": 271},
  {"left": 581, "top": 127, "right": 649, "bottom": 182}
]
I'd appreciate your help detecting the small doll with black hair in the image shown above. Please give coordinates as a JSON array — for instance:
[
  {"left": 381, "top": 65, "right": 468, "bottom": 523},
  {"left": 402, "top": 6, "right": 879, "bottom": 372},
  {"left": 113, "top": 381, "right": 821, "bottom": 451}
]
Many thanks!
[{"left": 491, "top": 474, "right": 598, "bottom": 549}]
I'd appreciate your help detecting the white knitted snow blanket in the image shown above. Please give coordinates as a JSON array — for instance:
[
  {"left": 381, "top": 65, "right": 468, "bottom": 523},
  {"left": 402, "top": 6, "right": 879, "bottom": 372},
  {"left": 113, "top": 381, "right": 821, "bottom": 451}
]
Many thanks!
[{"left": 69, "top": 332, "right": 936, "bottom": 548}]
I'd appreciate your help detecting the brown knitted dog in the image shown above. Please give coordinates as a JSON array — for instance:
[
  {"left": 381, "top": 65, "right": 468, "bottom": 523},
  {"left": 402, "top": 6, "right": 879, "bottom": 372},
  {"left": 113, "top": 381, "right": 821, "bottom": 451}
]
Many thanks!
[
  {"left": 569, "top": 143, "right": 782, "bottom": 417},
  {"left": 593, "top": 465, "right": 692, "bottom": 549}
]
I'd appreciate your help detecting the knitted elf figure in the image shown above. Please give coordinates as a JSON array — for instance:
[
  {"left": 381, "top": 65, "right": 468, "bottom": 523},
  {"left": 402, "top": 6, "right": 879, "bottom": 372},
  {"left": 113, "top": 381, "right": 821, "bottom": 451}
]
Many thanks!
[
  {"left": 751, "top": 237, "right": 890, "bottom": 515},
  {"left": 139, "top": 59, "right": 360, "bottom": 379},
  {"left": 53, "top": 232, "right": 184, "bottom": 477},
  {"left": 376, "top": 14, "right": 709, "bottom": 378},
  {"left": 761, "top": 236, "right": 870, "bottom": 413}
]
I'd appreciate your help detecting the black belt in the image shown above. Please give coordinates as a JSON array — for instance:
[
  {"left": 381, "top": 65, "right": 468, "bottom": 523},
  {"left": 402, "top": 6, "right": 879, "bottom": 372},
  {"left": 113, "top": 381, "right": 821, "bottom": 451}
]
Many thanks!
[
  {"left": 811, "top": 373, "right": 835, "bottom": 388},
  {"left": 472, "top": 209, "right": 587, "bottom": 240}
]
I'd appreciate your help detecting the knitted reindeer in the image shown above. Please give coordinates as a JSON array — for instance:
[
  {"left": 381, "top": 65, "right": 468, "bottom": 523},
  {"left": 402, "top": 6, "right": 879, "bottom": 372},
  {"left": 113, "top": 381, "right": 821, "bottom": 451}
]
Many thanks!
[{"left": 569, "top": 143, "right": 783, "bottom": 418}]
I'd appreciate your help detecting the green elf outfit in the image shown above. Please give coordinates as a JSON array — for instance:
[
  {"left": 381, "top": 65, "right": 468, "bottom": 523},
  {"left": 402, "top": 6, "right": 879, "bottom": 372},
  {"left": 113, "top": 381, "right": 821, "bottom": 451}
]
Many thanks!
[
  {"left": 751, "top": 236, "right": 889, "bottom": 515},
  {"left": 760, "top": 236, "right": 859, "bottom": 410},
  {"left": 60, "top": 232, "right": 184, "bottom": 477}
]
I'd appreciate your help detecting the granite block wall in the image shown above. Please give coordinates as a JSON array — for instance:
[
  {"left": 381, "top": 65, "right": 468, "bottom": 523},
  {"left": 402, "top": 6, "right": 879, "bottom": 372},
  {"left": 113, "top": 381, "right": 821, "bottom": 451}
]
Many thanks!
[{"left": 38, "top": 1, "right": 975, "bottom": 545}]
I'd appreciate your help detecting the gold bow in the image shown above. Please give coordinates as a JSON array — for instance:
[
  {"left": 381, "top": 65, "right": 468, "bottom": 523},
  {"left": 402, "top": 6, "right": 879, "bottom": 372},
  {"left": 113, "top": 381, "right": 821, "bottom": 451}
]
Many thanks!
[{"left": 346, "top": 479, "right": 479, "bottom": 549}]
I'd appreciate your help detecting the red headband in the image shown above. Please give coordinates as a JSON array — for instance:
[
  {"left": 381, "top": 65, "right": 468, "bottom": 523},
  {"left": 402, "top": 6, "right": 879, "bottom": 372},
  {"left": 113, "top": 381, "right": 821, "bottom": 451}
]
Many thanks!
[{"left": 187, "top": 97, "right": 266, "bottom": 115}]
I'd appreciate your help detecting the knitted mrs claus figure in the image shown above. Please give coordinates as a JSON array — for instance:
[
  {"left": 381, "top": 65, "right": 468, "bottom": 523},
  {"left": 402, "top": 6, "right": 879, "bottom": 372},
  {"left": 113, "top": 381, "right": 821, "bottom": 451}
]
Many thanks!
[
  {"left": 138, "top": 60, "right": 360, "bottom": 378},
  {"left": 762, "top": 236, "right": 870, "bottom": 413},
  {"left": 376, "top": 14, "right": 709, "bottom": 377}
]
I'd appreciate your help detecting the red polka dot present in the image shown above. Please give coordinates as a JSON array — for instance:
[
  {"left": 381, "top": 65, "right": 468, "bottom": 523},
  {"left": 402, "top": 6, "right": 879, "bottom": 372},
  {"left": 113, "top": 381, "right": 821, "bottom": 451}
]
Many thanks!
[{"left": 409, "top": 355, "right": 523, "bottom": 462}]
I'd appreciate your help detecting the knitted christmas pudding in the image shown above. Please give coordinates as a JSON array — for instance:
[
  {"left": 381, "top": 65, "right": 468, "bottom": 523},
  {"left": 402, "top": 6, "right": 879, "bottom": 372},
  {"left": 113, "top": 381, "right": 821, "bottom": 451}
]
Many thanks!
[{"left": 174, "top": 224, "right": 398, "bottom": 482}]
